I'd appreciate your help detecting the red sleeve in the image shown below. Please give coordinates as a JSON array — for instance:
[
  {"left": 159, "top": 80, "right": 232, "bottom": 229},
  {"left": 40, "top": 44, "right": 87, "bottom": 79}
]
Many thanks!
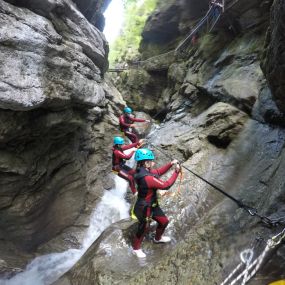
[
  {"left": 150, "top": 162, "right": 172, "bottom": 176},
  {"left": 119, "top": 115, "right": 132, "bottom": 128},
  {"left": 132, "top": 117, "right": 146, "bottom": 123},
  {"left": 114, "top": 149, "right": 135, "bottom": 160},
  {"left": 145, "top": 171, "right": 179, "bottom": 190},
  {"left": 121, "top": 142, "right": 139, "bottom": 150}
]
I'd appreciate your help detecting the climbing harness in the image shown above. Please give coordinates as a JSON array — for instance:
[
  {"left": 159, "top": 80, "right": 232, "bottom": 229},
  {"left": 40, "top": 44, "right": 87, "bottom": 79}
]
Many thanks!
[
  {"left": 130, "top": 204, "right": 138, "bottom": 220},
  {"left": 221, "top": 227, "right": 285, "bottom": 285},
  {"left": 269, "top": 281, "right": 285, "bottom": 285},
  {"left": 149, "top": 143, "right": 282, "bottom": 227}
]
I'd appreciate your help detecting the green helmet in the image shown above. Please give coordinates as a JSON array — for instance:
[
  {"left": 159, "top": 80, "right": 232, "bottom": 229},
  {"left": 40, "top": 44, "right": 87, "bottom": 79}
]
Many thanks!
[
  {"left": 124, "top": 107, "right": 132, "bottom": 114},
  {"left": 113, "top": 136, "right": 125, "bottom": 145},
  {"left": 135, "top": 148, "right": 155, "bottom": 161}
]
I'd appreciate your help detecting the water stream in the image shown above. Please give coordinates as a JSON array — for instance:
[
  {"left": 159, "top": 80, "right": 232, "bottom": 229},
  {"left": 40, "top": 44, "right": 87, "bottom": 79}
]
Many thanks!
[{"left": 0, "top": 162, "right": 132, "bottom": 285}]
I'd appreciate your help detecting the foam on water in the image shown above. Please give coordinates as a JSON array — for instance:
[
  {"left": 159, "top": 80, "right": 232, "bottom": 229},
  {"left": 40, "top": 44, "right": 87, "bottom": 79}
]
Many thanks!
[{"left": 0, "top": 156, "right": 133, "bottom": 285}]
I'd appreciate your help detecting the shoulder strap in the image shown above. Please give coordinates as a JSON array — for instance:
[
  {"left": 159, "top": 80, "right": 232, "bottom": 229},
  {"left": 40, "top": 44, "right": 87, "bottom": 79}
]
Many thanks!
[{"left": 135, "top": 167, "right": 158, "bottom": 180}]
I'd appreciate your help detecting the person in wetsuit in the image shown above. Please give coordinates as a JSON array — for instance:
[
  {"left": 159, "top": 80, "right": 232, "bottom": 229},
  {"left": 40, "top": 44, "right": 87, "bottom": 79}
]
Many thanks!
[
  {"left": 132, "top": 148, "right": 181, "bottom": 258},
  {"left": 119, "top": 107, "right": 150, "bottom": 143},
  {"left": 112, "top": 136, "right": 144, "bottom": 194}
]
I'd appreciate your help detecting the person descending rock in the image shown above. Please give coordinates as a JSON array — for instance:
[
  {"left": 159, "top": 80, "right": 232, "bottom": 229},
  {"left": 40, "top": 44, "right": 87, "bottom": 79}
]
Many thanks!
[
  {"left": 119, "top": 107, "right": 150, "bottom": 143},
  {"left": 132, "top": 148, "right": 181, "bottom": 258},
  {"left": 112, "top": 136, "right": 144, "bottom": 194}
]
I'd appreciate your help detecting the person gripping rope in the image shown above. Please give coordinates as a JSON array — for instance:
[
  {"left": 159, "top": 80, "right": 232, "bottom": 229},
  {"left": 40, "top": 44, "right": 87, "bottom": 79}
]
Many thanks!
[
  {"left": 119, "top": 107, "right": 150, "bottom": 143},
  {"left": 132, "top": 148, "right": 181, "bottom": 258},
  {"left": 112, "top": 136, "right": 144, "bottom": 194}
]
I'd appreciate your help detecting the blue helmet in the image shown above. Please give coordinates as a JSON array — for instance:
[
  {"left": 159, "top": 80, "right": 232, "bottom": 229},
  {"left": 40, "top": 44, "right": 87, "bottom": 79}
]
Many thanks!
[
  {"left": 113, "top": 136, "right": 125, "bottom": 145},
  {"left": 124, "top": 107, "right": 132, "bottom": 114},
  {"left": 135, "top": 148, "right": 155, "bottom": 161}
]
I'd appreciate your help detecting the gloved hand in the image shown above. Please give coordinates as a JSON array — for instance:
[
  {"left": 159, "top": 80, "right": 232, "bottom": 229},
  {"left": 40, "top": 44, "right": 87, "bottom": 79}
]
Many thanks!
[
  {"left": 138, "top": 139, "right": 146, "bottom": 146},
  {"left": 175, "top": 163, "right": 182, "bottom": 173},
  {"left": 171, "top": 159, "right": 179, "bottom": 165}
]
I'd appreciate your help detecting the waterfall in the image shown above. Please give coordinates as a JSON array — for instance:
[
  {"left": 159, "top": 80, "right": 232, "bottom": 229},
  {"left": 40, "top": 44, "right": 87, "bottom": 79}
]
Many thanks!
[{"left": 0, "top": 150, "right": 135, "bottom": 285}]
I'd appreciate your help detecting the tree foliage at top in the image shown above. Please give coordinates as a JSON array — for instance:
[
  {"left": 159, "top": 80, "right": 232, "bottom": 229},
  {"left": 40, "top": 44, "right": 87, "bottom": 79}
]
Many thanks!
[{"left": 108, "top": 0, "right": 157, "bottom": 65}]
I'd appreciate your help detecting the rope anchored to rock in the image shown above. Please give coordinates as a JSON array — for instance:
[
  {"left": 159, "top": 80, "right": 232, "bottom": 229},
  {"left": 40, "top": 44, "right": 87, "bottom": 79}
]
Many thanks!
[
  {"left": 221, "top": 227, "right": 285, "bottom": 285},
  {"left": 149, "top": 143, "right": 282, "bottom": 227}
]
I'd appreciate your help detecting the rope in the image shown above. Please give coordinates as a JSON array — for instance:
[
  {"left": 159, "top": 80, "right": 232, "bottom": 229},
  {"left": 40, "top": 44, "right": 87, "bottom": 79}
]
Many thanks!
[
  {"left": 175, "top": 7, "right": 213, "bottom": 51},
  {"left": 109, "top": 0, "right": 246, "bottom": 72},
  {"left": 109, "top": 1, "right": 226, "bottom": 71},
  {"left": 149, "top": 143, "right": 281, "bottom": 227},
  {"left": 221, "top": 227, "right": 285, "bottom": 285},
  {"left": 176, "top": 169, "right": 183, "bottom": 197}
]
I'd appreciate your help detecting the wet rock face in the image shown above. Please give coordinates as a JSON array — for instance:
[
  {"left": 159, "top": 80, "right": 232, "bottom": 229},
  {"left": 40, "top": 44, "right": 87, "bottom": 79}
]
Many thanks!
[
  {"left": 0, "top": 108, "right": 87, "bottom": 250},
  {"left": 114, "top": 68, "right": 168, "bottom": 116},
  {"left": 140, "top": 0, "right": 271, "bottom": 58},
  {"left": 122, "top": 0, "right": 272, "bottom": 119},
  {"left": 261, "top": 0, "right": 285, "bottom": 112},
  {"left": 56, "top": 108, "right": 285, "bottom": 285},
  {"left": 56, "top": 113, "right": 285, "bottom": 285},
  {"left": 0, "top": 0, "right": 117, "bottom": 255},
  {"left": 65, "top": 0, "right": 285, "bottom": 284}
]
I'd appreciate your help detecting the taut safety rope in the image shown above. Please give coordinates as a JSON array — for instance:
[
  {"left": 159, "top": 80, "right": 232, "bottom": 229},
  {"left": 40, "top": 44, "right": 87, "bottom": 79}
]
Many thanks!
[{"left": 149, "top": 143, "right": 283, "bottom": 227}]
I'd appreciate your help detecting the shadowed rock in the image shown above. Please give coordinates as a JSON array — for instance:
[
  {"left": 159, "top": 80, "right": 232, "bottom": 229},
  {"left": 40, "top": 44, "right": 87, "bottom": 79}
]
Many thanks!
[
  {"left": 0, "top": 0, "right": 120, "bottom": 267},
  {"left": 261, "top": 0, "right": 285, "bottom": 112}
]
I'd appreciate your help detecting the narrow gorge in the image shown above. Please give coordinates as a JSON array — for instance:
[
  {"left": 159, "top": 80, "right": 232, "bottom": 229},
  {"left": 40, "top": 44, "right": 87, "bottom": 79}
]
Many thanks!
[{"left": 0, "top": 0, "right": 285, "bottom": 284}]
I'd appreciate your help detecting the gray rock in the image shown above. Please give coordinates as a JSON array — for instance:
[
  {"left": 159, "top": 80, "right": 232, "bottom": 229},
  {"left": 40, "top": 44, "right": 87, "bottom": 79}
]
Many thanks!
[
  {"left": 72, "top": 0, "right": 111, "bottom": 31},
  {"left": 57, "top": 117, "right": 285, "bottom": 285},
  {"left": 2, "top": 0, "right": 285, "bottom": 284},
  {"left": 261, "top": 0, "right": 285, "bottom": 112},
  {"left": 0, "top": 0, "right": 124, "bottom": 270},
  {"left": 0, "top": 0, "right": 108, "bottom": 110},
  {"left": 252, "top": 86, "right": 285, "bottom": 126}
]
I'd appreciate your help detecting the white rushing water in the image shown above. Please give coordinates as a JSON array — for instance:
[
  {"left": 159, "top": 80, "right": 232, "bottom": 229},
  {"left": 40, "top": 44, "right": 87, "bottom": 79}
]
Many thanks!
[{"left": 1, "top": 169, "right": 131, "bottom": 285}]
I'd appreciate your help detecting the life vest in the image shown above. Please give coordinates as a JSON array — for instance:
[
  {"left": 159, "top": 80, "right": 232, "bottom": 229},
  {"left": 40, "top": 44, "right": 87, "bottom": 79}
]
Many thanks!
[{"left": 134, "top": 167, "right": 159, "bottom": 206}]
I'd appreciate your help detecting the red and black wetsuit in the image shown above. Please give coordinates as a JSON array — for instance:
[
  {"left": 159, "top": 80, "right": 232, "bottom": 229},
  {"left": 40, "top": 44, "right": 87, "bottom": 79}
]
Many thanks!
[
  {"left": 133, "top": 163, "right": 179, "bottom": 250},
  {"left": 112, "top": 141, "right": 140, "bottom": 194},
  {"left": 119, "top": 114, "right": 146, "bottom": 143}
]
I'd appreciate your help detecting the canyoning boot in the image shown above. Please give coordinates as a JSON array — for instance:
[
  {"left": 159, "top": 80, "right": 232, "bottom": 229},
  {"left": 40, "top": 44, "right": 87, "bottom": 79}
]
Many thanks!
[
  {"left": 153, "top": 236, "right": 171, "bottom": 243},
  {"left": 133, "top": 249, "right": 146, "bottom": 258}
]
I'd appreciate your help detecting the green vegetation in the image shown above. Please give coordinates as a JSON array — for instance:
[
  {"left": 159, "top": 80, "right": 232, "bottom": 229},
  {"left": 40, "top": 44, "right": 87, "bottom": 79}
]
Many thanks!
[{"left": 108, "top": 0, "right": 157, "bottom": 65}]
